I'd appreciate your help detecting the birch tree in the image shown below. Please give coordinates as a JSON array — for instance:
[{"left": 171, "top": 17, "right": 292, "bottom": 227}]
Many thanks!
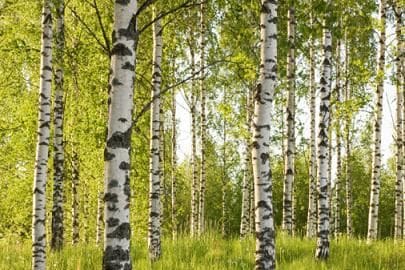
[
  {"left": 240, "top": 87, "right": 252, "bottom": 237},
  {"left": 51, "top": 0, "right": 65, "bottom": 251},
  {"left": 393, "top": 0, "right": 403, "bottom": 240},
  {"left": 282, "top": 4, "right": 296, "bottom": 235},
  {"left": 367, "top": 0, "right": 386, "bottom": 241},
  {"left": 315, "top": 10, "right": 332, "bottom": 259},
  {"left": 171, "top": 87, "right": 177, "bottom": 239},
  {"left": 148, "top": 9, "right": 163, "bottom": 261},
  {"left": 252, "top": 1, "right": 277, "bottom": 268},
  {"left": 306, "top": 9, "right": 317, "bottom": 238},
  {"left": 71, "top": 149, "right": 80, "bottom": 244},
  {"left": 32, "top": 0, "right": 52, "bottom": 268},
  {"left": 102, "top": 0, "right": 136, "bottom": 268},
  {"left": 198, "top": 0, "right": 207, "bottom": 235}
]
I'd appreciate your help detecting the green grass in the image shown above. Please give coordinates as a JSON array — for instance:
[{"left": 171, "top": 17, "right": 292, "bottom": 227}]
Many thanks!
[{"left": 0, "top": 233, "right": 404, "bottom": 269}]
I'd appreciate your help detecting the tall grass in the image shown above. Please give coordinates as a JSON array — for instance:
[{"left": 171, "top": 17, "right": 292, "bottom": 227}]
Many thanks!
[{"left": 0, "top": 232, "right": 403, "bottom": 269}]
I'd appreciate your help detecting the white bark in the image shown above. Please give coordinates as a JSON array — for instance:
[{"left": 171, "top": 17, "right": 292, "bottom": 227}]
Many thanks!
[
  {"left": 103, "top": 0, "right": 136, "bottom": 268},
  {"left": 171, "top": 87, "right": 177, "bottom": 239},
  {"left": 282, "top": 5, "right": 296, "bottom": 235},
  {"left": 306, "top": 11, "right": 317, "bottom": 238},
  {"left": 240, "top": 87, "right": 252, "bottom": 237},
  {"left": 252, "top": 1, "right": 277, "bottom": 269},
  {"left": 51, "top": 0, "right": 65, "bottom": 251},
  {"left": 367, "top": 0, "right": 386, "bottom": 241},
  {"left": 32, "top": 1, "right": 52, "bottom": 268},
  {"left": 71, "top": 149, "right": 80, "bottom": 244},
  {"left": 148, "top": 10, "right": 163, "bottom": 261},
  {"left": 394, "top": 0, "right": 403, "bottom": 240},
  {"left": 315, "top": 21, "right": 332, "bottom": 260},
  {"left": 198, "top": 0, "right": 207, "bottom": 235}
]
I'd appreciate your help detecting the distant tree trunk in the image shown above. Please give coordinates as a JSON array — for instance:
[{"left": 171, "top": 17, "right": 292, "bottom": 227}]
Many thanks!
[
  {"left": 334, "top": 39, "right": 342, "bottom": 237},
  {"left": 306, "top": 10, "right": 317, "bottom": 239},
  {"left": 221, "top": 111, "right": 227, "bottom": 237},
  {"left": 32, "top": 1, "right": 52, "bottom": 268},
  {"left": 159, "top": 100, "right": 165, "bottom": 224},
  {"left": 328, "top": 128, "right": 334, "bottom": 235},
  {"left": 171, "top": 87, "right": 177, "bottom": 239},
  {"left": 83, "top": 179, "right": 90, "bottom": 242},
  {"left": 282, "top": 5, "right": 296, "bottom": 235},
  {"left": 315, "top": 17, "right": 332, "bottom": 260},
  {"left": 190, "top": 46, "right": 199, "bottom": 237},
  {"left": 96, "top": 190, "right": 104, "bottom": 245},
  {"left": 71, "top": 148, "right": 80, "bottom": 244},
  {"left": 252, "top": 1, "right": 277, "bottom": 269},
  {"left": 240, "top": 87, "right": 252, "bottom": 237},
  {"left": 148, "top": 10, "right": 163, "bottom": 261},
  {"left": 198, "top": 0, "right": 207, "bottom": 235},
  {"left": 394, "top": 0, "right": 403, "bottom": 240},
  {"left": 344, "top": 38, "right": 353, "bottom": 236},
  {"left": 51, "top": 0, "right": 65, "bottom": 251},
  {"left": 102, "top": 0, "right": 136, "bottom": 268},
  {"left": 367, "top": 0, "right": 386, "bottom": 242}
]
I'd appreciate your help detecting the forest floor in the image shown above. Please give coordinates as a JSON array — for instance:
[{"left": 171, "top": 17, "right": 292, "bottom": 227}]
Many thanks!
[{"left": 0, "top": 232, "right": 404, "bottom": 269}]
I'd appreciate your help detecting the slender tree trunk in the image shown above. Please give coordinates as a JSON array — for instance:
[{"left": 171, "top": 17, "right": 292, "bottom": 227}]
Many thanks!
[
  {"left": 159, "top": 102, "right": 165, "bottom": 224},
  {"left": 148, "top": 10, "right": 163, "bottom": 261},
  {"left": 367, "top": 0, "right": 386, "bottom": 242},
  {"left": 315, "top": 18, "right": 332, "bottom": 260},
  {"left": 334, "top": 39, "right": 342, "bottom": 237},
  {"left": 394, "top": 0, "right": 403, "bottom": 240},
  {"left": 51, "top": 0, "right": 65, "bottom": 251},
  {"left": 190, "top": 46, "right": 199, "bottom": 236},
  {"left": 102, "top": 0, "right": 136, "bottom": 268},
  {"left": 328, "top": 128, "right": 334, "bottom": 235},
  {"left": 171, "top": 87, "right": 177, "bottom": 239},
  {"left": 240, "top": 87, "right": 252, "bottom": 237},
  {"left": 96, "top": 190, "right": 104, "bottom": 245},
  {"left": 282, "top": 5, "right": 296, "bottom": 235},
  {"left": 221, "top": 113, "right": 227, "bottom": 237},
  {"left": 344, "top": 35, "right": 353, "bottom": 237},
  {"left": 71, "top": 148, "right": 80, "bottom": 244},
  {"left": 83, "top": 179, "right": 90, "bottom": 242},
  {"left": 252, "top": 1, "right": 277, "bottom": 269},
  {"left": 32, "top": 1, "right": 52, "bottom": 268},
  {"left": 306, "top": 11, "right": 317, "bottom": 239},
  {"left": 198, "top": 0, "right": 207, "bottom": 235}
]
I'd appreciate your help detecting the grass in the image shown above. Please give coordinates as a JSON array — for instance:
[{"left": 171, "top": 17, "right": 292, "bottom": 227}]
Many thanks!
[{"left": 0, "top": 232, "right": 404, "bottom": 269}]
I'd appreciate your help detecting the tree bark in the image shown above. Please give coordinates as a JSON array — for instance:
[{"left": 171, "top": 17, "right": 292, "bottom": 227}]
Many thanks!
[
  {"left": 198, "top": 0, "right": 207, "bottom": 235},
  {"left": 282, "top": 5, "right": 296, "bottom": 235},
  {"left": 102, "top": 0, "right": 136, "bottom": 268},
  {"left": 171, "top": 87, "right": 177, "bottom": 239},
  {"left": 394, "top": 0, "right": 403, "bottom": 240},
  {"left": 252, "top": 1, "right": 277, "bottom": 269},
  {"left": 367, "top": 0, "right": 386, "bottom": 242},
  {"left": 71, "top": 148, "right": 80, "bottom": 244},
  {"left": 148, "top": 9, "right": 163, "bottom": 261},
  {"left": 190, "top": 45, "right": 199, "bottom": 237},
  {"left": 306, "top": 10, "right": 317, "bottom": 239},
  {"left": 32, "top": 1, "right": 53, "bottom": 268},
  {"left": 240, "top": 87, "right": 252, "bottom": 237},
  {"left": 344, "top": 37, "right": 353, "bottom": 237},
  {"left": 315, "top": 17, "right": 332, "bottom": 260},
  {"left": 51, "top": 0, "right": 65, "bottom": 251}
]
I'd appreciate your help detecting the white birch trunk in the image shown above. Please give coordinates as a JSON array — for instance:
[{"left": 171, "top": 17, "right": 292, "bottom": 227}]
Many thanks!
[
  {"left": 32, "top": 1, "right": 52, "bottom": 268},
  {"left": 198, "top": 0, "right": 207, "bottom": 235},
  {"left": 315, "top": 20, "right": 332, "bottom": 260},
  {"left": 367, "top": 0, "right": 386, "bottom": 241},
  {"left": 252, "top": 1, "right": 277, "bottom": 268},
  {"left": 171, "top": 87, "right": 177, "bottom": 239},
  {"left": 51, "top": 0, "right": 65, "bottom": 251},
  {"left": 394, "top": 0, "right": 403, "bottom": 240},
  {"left": 306, "top": 11, "right": 317, "bottom": 238},
  {"left": 148, "top": 10, "right": 163, "bottom": 261},
  {"left": 71, "top": 149, "right": 80, "bottom": 244},
  {"left": 282, "top": 5, "right": 296, "bottom": 235},
  {"left": 344, "top": 36, "right": 353, "bottom": 236},
  {"left": 103, "top": 0, "right": 136, "bottom": 268},
  {"left": 190, "top": 46, "right": 199, "bottom": 236},
  {"left": 240, "top": 87, "right": 252, "bottom": 237}
]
